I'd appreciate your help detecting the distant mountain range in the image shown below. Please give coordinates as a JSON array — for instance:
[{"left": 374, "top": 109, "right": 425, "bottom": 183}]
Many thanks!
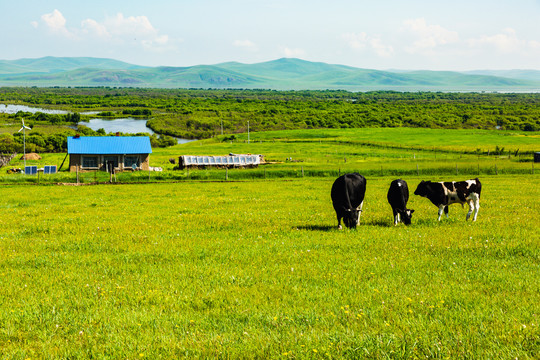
[{"left": 1, "top": 56, "right": 539, "bottom": 91}]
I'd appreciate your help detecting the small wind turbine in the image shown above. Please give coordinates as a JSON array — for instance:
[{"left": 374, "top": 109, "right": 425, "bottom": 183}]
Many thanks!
[{"left": 18, "top": 118, "right": 31, "bottom": 169}]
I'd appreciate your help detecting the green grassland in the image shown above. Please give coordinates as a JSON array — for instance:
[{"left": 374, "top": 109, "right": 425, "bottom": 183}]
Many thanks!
[
  {"left": 243, "top": 128, "right": 540, "bottom": 153},
  {"left": 1, "top": 128, "right": 537, "bottom": 184},
  {"left": 0, "top": 175, "right": 538, "bottom": 358},
  {"left": 0, "top": 126, "right": 539, "bottom": 358}
]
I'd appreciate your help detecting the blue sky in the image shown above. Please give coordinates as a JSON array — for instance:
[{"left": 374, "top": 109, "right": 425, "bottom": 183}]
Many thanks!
[{"left": 2, "top": 0, "right": 539, "bottom": 70}]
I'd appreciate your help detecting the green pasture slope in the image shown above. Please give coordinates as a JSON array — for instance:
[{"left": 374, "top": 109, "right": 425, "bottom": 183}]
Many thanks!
[
  {"left": 0, "top": 176, "right": 538, "bottom": 358},
  {"left": 0, "top": 127, "right": 539, "bottom": 358}
]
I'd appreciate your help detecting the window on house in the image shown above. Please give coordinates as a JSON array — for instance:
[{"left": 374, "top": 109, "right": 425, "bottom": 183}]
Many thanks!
[
  {"left": 82, "top": 156, "right": 98, "bottom": 168},
  {"left": 124, "top": 155, "right": 140, "bottom": 169}
]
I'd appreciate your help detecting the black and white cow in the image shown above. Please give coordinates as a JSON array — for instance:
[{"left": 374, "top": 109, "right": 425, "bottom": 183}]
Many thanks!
[
  {"left": 414, "top": 178, "right": 482, "bottom": 221},
  {"left": 331, "top": 173, "right": 367, "bottom": 229},
  {"left": 387, "top": 179, "right": 414, "bottom": 226}
]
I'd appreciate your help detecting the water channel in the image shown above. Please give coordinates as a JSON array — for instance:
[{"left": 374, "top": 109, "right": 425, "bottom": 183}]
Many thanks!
[
  {"left": 0, "top": 104, "right": 69, "bottom": 115},
  {"left": 0, "top": 104, "right": 193, "bottom": 144}
]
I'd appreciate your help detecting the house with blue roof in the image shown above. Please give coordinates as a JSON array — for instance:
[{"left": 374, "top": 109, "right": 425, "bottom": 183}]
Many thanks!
[{"left": 67, "top": 136, "right": 152, "bottom": 172}]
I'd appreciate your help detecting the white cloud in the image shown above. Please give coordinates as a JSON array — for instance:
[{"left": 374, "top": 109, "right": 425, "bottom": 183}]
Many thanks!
[
  {"left": 341, "top": 32, "right": 394, "bottom": 57},
  {"left": 34, "top": 10, "right": 175, "bottom": 52},
  {"left": 402, "top": 18, "right": 458, "bottom": 53},
  {"left": 233, "top": 40, "right": 258, "bottom": 52},
  {"left": 41, "top": 9, "right": 66, "bottom": 30},
  {"left": 342, "top": 32, "right": 368, "bottom": 50},
  {"left": 40, "top": 9, "right": 75, "bottom": 38},
  {"left": 104, "top": 13, "right": 157, "bottom": 37},
  {"left": 528, "top": 39, "right": 540, "bottom": 51},
  {"left": 464, "top": 29, "right": 540, "bottom": 67},
  {"left": 142, "top": 35, "right": 171, "bottom": 52},
  {"left": 370, "top": 38, "right": 394, "bottom": 57},
  {"left": 467, "top": 28, "right": 524, "bottom": 53},
  {"left": 282, "top": 47, "right": 305, "bottom": 57},
  {"left": 81, "top": 18, "right": 110, "bottom": 38}
]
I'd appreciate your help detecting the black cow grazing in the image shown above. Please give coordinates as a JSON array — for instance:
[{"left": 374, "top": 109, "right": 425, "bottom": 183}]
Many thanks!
[
  {"left": 331, "top": 173, "right": 367, "bottom": 229},
  {"left": 387, "top": 179, "right": 414, "bottom": 226},
  {"left": 414, "top": 178, "right": 482, "bottom": 221}
]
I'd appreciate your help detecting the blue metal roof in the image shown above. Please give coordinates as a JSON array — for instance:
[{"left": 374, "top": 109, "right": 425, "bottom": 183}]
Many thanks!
[{"left": 67, "top": 136, "right": 152, "bottom": 154}]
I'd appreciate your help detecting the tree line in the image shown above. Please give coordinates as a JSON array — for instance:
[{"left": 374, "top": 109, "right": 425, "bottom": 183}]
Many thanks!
[{"left": 0, "top": 87, "right": 538, "bottom": 152}]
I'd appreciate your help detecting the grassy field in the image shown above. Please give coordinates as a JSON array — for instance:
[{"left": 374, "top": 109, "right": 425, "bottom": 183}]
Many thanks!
[
  {"left": 0, "top": 175, "right": 538, "bottom": 358},
  {"left": 0, "top": 127, "right": 539, "bottom": 358},
  {"left": 242, "top": 128, "right": 540, "bottom": 153}
]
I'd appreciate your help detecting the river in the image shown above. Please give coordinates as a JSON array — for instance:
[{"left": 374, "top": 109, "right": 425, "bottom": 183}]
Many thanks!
[{"left": 0, "top": 104, "right": 194, "bottom": 144}]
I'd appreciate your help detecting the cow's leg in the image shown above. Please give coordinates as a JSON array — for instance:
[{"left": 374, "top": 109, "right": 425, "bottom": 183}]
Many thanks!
[
  {"left": 444, "top": 205, "right": 449, "bottom": 219},
  {"left": 337, "top": 216, "right": 342, "bottom": 230},
  {"left": 473, "top": 194, "right": 480, "bottom": 221},
  {"left": 466, "top": 200, "right": 474, "bottom": 221},
  {"left": 393, "top": 209, "right": 399, "bottom": 225},
  {"left": 357, "top": 201, "right": 364, "bottom": 226},
  {"left": 437, "top": 205, "right": 445, "bottom": 221}
]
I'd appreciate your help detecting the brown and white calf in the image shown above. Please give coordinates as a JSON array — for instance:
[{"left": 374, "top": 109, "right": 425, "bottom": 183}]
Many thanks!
[{"left": 414, "top": 178, "right": 482, "bottom": 221}]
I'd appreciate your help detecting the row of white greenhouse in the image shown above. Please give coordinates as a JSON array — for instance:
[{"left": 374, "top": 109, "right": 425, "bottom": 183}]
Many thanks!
[{"left": 178, "top": 154, "right": 263, "bottom": 169}]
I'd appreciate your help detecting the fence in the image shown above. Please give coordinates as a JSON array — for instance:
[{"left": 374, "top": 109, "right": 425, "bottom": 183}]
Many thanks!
[{"left": 0, "top": 161, "right": 536, "bottom": 185}]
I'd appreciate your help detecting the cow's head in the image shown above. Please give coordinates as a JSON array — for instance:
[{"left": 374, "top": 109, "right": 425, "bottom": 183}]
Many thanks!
[
  {"left": 400, "top": 209, "right": 415, "bottom": 225},
  {"left": 414, "top": 181, "right": 429, "bottom": 197},
  {"left": 343, "top": 208, "right": 361, "bottom": 229}
]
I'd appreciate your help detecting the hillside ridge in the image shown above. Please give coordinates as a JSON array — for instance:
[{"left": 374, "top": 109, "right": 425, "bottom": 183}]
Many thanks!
[{"left": 1, "top": 56, "right": 539, "bottom": 91}]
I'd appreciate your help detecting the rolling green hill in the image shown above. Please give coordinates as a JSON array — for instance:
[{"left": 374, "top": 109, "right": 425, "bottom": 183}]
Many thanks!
[
  {"left": 1, "top": 56, "right": 539, "bottom": 91},
  {"left": 0, "top": 56, "right": 145, "bottom": 75},
  {"left": 464, "top": 69, "right": 540, "bottom": 82}
]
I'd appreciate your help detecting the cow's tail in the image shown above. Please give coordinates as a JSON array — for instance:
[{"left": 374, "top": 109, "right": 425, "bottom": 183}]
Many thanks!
[{"left": 475, "top": 177, "right": 482, "bottom": 198}]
